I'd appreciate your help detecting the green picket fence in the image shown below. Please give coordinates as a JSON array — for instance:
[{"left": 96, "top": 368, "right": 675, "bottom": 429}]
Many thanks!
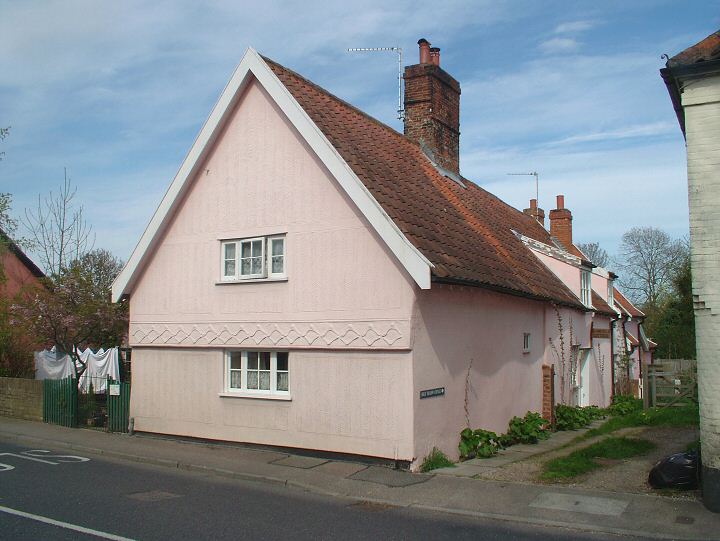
[
  {"left": 43, "top": 377, "right": 78, "bottom": 427},
  {"left": 107, "top": 380, "right": 131, "bottom": 433}
]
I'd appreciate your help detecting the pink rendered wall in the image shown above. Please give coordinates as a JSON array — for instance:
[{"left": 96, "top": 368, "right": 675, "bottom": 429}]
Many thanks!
[
  {"left": 130, "top": 348, "right": 414, "bottom": 459},
  {"left": 530, "top": 249, "right": 582, "bottom": 299},
  {"left": 410, "top": 285, "right": 549, "bottom": 463},
  {"left": 127, "top": 78, "right": 418, "bottom": 459}
]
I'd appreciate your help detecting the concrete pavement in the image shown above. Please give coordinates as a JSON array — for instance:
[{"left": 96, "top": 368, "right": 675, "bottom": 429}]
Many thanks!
[{"left": 0, "top": 417, "right": 717, "bottom": 540}]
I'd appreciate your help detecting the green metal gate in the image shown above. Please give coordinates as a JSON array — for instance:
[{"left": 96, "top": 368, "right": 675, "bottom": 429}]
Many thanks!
[
  {"left": 107, "top": 380, "right": 131, "bottom": 433},
  {"left": 43, "top": 377, "right": 78, "bottom": 427}
]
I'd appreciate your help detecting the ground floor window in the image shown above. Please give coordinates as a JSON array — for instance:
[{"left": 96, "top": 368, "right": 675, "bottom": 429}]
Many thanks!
[{"left": 226, "top": 350, "right": 289, "bottom": 395}]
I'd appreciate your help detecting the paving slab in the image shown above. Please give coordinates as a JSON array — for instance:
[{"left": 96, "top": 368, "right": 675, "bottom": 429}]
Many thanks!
[
  {"left": 349, "top": 465, "right": 431, "bottom": 487},
  {"left": 530, "top": 491, "right": 629, "bottom": 517},
  {"left": 270, "top": 455, "right": 329, "bottom": 469},
  {"left": 314, "top": 460, "right": 368, "bottom": 477}
]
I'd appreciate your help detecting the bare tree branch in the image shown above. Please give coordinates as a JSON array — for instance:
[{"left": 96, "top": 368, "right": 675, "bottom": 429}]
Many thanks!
[{"left": 23, "top": 169, "right": 94, "bottom": 276}]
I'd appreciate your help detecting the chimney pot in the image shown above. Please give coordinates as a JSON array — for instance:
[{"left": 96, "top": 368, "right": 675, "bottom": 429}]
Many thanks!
[
  {"left": 418, "top": 39, "right": 431, "bottom": 64},
  {"left": 524, "top": 199, "right": 545, "bottom": 227},
  {"left": 429, "top": 47, "right": 441, "bottom": 66},
  {"left": 556, "top": 194, "right": 565, "bottom": 209}
]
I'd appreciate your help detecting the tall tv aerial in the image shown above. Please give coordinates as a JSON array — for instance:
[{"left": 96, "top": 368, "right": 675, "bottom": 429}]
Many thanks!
[
  {"left": 507, "top": 171, "right": 540, "bottom": 204},
  {"left": 347, "top": 46, "right": 404, "bottom": 120}
]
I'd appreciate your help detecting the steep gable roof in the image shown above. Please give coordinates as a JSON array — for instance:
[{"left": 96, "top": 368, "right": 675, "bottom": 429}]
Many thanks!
[
  {"left": 613, "top": 287, "right": 644, "bottom": 318},
  {"left": 113, "top": 49, "right": 583, "bottom": 309},
  {"left": 265, "top": 58, "right": 582, "bottom": 307}
]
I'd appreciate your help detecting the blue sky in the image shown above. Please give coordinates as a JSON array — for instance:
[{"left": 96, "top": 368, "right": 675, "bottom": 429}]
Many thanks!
[{"left": 1, "top": 0, "right": 718, "bottom": 268}]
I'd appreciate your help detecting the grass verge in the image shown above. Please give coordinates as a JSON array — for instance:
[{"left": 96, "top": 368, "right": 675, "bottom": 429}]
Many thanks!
[
  {"left": 420, "top": 447, "right": 455, "bottom": 472},
  {"left": 583, "top": 403, "right": 698, "bottom": 439},
  {"left": 541, "top": 437, "right": 656, "bottom": 481}
]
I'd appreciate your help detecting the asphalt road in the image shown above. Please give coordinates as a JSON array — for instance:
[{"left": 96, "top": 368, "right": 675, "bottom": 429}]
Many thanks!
[{"left": 0, "top": 439, "right": 651, "bottom": 541}]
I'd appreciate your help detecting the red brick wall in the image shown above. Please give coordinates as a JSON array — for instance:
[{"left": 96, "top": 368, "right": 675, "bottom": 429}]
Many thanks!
[
  {"left": 403, "top": 63, "right": 461, "bottom": 174},
  {"left": 542, "top": 364, "right": 556, "bottom": 425}
]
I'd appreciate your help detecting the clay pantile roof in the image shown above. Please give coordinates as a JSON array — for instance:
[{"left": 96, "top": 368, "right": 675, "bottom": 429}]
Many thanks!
[
  {"left": 264, "top": 57, "right": 584, "bottom": 308},
  {"left": 591, "top": 291, "right": 616, "bottom": 317},
  {"left": 626, "top": 331, "right": 639, "bottom": 347},
  {"left": 613, "top": 288, "right": 644, "bottom": 318},
  {"left": 668, "top": 30, "right": 720, "bottom": 67},
  {"left": 0, "top": 227, "right": 45, "bottom": 279}
]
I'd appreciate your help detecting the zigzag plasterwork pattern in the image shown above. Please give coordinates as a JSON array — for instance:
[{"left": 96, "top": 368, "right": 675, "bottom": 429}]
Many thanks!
[{"left": 129, "top": 320, "right": 409, "bottom": 349}]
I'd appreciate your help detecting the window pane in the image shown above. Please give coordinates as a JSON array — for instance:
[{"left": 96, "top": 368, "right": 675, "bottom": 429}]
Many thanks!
[
  {"left": 259, "top": 352, "right": 270, "bottom": 370},
  {"left": 224, "top": 260, "right": 236, "bottom": 276},
  {"left": 230, "top": 371, "right": 241, "bottom": 389},
  {"left": 252, "top": 239, "right": 262, "bottom": 256},
  {"left": 277, "top": 372, "right": 288, "bottom": 392},
  {"left": 225, "top": 243, "right": 236, "bottom": 259},
  {"left": 259, "top": 371, "right": 270, "bottom": 390},
  {"left": 247, "top": 371, "right": 258, "bottom": 389},
  {"left": 241, "top": 258, "right": 251, "bottom": 275},
  {"left": 247, "top": 352, "right": 258, "bottom": 369},
  {"left": 241, "top": 241, "right": 251, "bottom": 258},
  {"left": 251, "top": 256, "right": 263, "bottom": 275},
  {"left": 277, "top": 352, "right": 288, "bottom": 371},
  {"left": 272, "top": 256, "right": 283, "bottom": 274},
  {"left": 272, "top": 238, "right": 284, "bottom": 256},
  {"left": 230, "top": 352, "right": 242, "bottom": 370}
]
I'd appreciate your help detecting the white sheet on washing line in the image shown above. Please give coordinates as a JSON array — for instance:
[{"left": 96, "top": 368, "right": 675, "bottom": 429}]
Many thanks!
[{"left": 34, "top": 347, "right": 121, "bottom": 393}]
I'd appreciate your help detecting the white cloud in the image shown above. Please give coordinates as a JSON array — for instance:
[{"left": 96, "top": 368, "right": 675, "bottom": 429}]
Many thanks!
[
  {"left": 554, "top": 20, "right": 595, "bottom": 34},
  {"left": 539, "top": 37, "right": 580, "bottom": 54}
]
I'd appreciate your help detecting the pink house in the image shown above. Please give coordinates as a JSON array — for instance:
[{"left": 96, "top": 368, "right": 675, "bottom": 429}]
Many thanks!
[{"left": 113, "top": 40, "right": 617, "bottom": 468}]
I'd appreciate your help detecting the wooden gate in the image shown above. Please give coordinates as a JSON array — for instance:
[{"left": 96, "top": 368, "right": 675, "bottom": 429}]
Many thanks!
[
  {"left": 107, "top": 380, "right": 131, "bottom": 433},
  {"left": 43, "top": 377, "right": 78, "bottom": 427},
  {"left": 643, "top": 359, "right": 697, "bottom": 408}
]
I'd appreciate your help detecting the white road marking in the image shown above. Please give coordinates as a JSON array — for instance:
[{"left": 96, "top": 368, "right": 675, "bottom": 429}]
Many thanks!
[
  {"left": 0, "top": 504, "right": 136, "bottom": 541},
  {"left": 0, "top": 452, "right": 57, "bottom": 465},
  {"left": 22, "top": 450, "right": 91, "bottom": 462},
  {"left": 0, "top": 449, "right": 91, "bottom": 470}
]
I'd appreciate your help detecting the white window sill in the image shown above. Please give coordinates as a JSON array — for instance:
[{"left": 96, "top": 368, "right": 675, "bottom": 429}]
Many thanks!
[
  {"left": 216, "top": 278, "right": 288, "bottom": 285},
  {"left": 219, "top": 392, "right": 292, "bottom": 401}
]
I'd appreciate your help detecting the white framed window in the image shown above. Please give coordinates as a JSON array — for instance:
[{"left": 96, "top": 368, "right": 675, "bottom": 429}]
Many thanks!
[
  {"left": 580, "top": 269, "right": 592, "bottom": 306},
  {"left": 607, "top": 282, "right": 614, "bottom": 306},
  {"left": 522, "top": 333, "right": 531, "bottom": 353},
  {"left": 221, "top": 235, "right": 286, "bottom": 281},
  {"left": 225, "top": 350, "right": 289, "bottom": 396}
]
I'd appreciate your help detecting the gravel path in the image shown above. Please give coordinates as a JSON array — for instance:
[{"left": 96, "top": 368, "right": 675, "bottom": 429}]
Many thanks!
[{"left": 474, "top": 425, "right": 700, "bottom": 500}]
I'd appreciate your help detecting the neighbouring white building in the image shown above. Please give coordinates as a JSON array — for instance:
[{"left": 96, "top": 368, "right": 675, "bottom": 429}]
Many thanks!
[{"left": 661, "top": 29, "right": 720, "bottom": 512}]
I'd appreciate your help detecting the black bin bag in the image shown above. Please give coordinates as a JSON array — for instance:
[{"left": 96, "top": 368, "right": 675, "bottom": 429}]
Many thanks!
[{"left": 648, "top": 450, "right": 699, "bottom": 490}]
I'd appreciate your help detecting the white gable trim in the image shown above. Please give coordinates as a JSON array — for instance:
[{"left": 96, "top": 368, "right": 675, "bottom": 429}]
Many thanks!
[{"left": 112, "top": 48, "right": 432, "bottom": 301}]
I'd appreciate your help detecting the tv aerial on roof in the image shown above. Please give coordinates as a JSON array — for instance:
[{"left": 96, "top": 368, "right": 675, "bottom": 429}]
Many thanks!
[
  {"left": 507, "top": 171, "right": 540, "bottom": 204},
  {"left": 347, "top": 46, "right": 405, "bottom": 121}
]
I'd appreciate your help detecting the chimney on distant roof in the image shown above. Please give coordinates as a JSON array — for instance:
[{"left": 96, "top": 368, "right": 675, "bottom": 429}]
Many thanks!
[
  {"left": 523, "top": 198, "right": 545, "bottom": 227},
  {"left": 404, "top": 38, "right": 461, "bottom": 175},
  {"left": 549, "top": 195, "right": 573, "bottom": 250}
]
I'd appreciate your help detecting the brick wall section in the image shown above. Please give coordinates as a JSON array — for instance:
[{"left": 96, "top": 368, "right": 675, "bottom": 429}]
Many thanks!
[
  {"left": 403, "top": 63, "right": 461, "bottom": 175},
  {"left": 542, "top": 364, "right": 555, "bottom": 425},
  {"left": 682, "top": 74, "right": 720, "bottom": 472},
  {"left": 0, "top": 377, "right": 43, "bottom": 421}
]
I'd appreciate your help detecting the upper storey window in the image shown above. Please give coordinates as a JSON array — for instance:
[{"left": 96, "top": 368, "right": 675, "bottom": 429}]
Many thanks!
[
  {"left": 581, "top": 269, "right": 592, "bottom": 306},
  {"left": 221, "top": 235, "right": 286, "bottom": 281}
]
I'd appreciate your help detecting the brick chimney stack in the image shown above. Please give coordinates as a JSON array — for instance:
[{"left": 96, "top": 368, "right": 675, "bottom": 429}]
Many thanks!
[
  {"left": 523, "top": 198, "right": 545, "bottom": 227},
  {"left": 404, "top": 38, "right": 461, "bottom": 175},
  {"left": 549, "top": 195, "right": 573, "bottom": 250}
]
